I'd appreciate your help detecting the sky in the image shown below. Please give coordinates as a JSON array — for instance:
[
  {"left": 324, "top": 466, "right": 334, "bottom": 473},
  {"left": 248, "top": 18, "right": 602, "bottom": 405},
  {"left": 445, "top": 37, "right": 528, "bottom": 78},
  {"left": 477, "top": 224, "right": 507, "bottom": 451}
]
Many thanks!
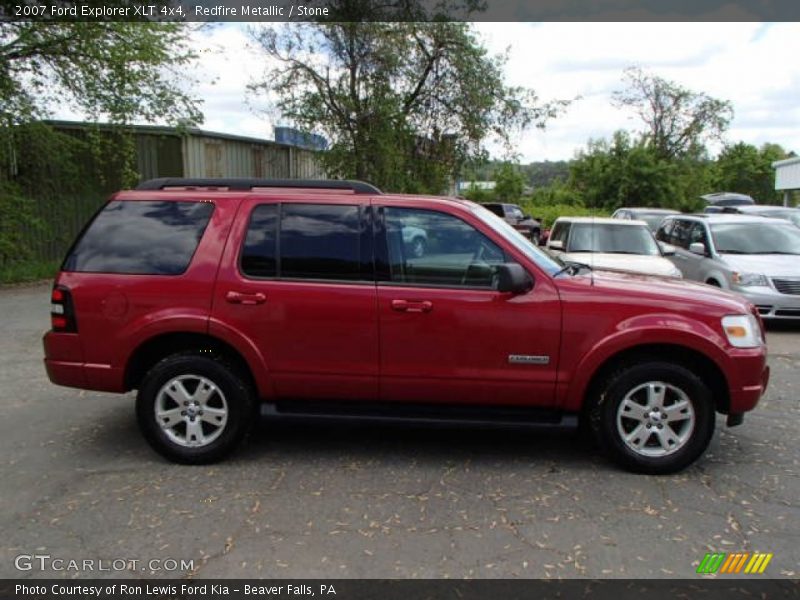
[{"left": 55, "top": 22, "right": 800, "bottom": 163}]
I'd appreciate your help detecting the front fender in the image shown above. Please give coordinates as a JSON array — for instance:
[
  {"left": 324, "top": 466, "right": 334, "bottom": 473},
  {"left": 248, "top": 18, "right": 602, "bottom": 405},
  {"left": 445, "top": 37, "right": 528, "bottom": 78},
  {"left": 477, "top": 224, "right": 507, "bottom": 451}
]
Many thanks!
[{"left": 560, "top": 313, "right": 731, "bottom": 412}]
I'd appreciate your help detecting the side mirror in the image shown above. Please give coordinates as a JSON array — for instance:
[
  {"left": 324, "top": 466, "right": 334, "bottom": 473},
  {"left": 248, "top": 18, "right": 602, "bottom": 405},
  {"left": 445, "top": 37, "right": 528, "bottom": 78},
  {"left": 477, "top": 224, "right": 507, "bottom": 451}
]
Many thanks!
[
  {"left": 494, "top": 264, "right": 533, "bottom": 294},
  {"left": 689, "top": 242, "right": 706, "bottom": 256},
  {"left": 659, "top": 242, "right": 677, "bottom": 256},
  {"left": 548, "top": 240, "right": 564, "bottom": 251}
]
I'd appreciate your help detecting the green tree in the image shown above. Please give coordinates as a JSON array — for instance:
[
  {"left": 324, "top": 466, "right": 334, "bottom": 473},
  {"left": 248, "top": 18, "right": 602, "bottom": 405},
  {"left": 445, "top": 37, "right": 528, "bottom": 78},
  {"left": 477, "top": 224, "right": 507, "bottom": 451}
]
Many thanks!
[
  {"left": 569, "top": 130, "right": 711, "bottom": 211},
  {"left": 612, "top": 67, "right": 733, "bottom": 160},
  {"left": 250, "top": 21, "right": 565, "bottom": 193},
  {"left": 493, "top": 162, "right": 525, "bottom": 201},
  {"left": 0, "top": 21, "right": 202, "bottom": 126},
  {"left": 714, "top": 142, "right": 790, "bottom": 203}
]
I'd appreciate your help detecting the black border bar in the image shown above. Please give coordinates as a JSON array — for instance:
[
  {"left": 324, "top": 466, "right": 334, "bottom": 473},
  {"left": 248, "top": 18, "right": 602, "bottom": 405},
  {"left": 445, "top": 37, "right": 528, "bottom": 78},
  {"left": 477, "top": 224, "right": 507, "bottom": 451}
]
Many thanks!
[{"left": 2, "top": 579, "right": 799, "bottom": 600}]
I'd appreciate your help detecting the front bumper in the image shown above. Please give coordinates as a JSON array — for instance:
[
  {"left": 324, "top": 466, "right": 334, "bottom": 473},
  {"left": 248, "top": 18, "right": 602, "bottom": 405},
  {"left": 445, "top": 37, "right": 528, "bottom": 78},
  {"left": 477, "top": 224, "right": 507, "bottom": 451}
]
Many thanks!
[
  {"left": 735, "top": 285, "right": 800, "bottom": 319},
  {"left": 725, "top": 346, "right": 770, "bottom": 415}
]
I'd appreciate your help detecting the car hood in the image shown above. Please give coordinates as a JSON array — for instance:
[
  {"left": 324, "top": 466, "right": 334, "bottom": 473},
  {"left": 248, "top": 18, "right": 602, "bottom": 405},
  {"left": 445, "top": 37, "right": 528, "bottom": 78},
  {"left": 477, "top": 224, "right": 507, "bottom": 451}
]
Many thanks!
[
  {"left": 563, "top": 253, "right": 681, "bottom": 277},
  {"left": 556, "top": 268, "right": 751, "bottom": 316},
  {"left": 718, "top": 253, "right": 800, "bottom": 277}
]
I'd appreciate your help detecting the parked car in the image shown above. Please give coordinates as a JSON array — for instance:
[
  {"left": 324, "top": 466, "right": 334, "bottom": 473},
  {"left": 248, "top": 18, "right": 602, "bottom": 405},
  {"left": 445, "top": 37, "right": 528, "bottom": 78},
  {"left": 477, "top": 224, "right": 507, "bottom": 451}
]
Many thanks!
[
  {"left": 402, "top": 225, "right": 428, "bottom": 257},
  {"left": 717, "top": 205, "right": 800, "bottom": 228},
  {"left": 656, "top": 214, "right": 800, "bottom": 319},
  {"left": 44, "top": 178, "right": 768, "bottom": 474},
  {"left": 702, "top": 192, "right": 755, "bottom": 208},
  {"left": 481, "top": 203, "right": 542, "bottom": 244},
  {"left": 611, "top": 207, "right": 680, "bottom": 232},
  {"left": 546, "top": 217, "right": 682, "bottom": 278}
]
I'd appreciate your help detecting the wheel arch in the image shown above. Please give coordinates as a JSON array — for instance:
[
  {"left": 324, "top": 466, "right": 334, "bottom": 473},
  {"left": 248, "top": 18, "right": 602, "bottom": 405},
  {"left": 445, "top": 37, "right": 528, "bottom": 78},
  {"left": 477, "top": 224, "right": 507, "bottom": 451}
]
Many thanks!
[
  {"left": 580, "top": 343, "right": 731, "bottom": 418},
  {"left": 124, "top": 332, "right": 265, "bottom": 399}
]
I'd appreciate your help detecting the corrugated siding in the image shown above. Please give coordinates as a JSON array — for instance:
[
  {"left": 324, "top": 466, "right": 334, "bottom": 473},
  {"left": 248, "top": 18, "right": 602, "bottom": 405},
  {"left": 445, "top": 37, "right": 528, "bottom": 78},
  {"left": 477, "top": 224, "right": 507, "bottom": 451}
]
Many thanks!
[
  {"left": 10, "top": 123, "right": 326, "bottom": 265},
  {"left": 776, "top": 161, "right": 800, "bottom": 191},
  {"left": 182, "top": 134, "right": 324, "bottom": 179}
]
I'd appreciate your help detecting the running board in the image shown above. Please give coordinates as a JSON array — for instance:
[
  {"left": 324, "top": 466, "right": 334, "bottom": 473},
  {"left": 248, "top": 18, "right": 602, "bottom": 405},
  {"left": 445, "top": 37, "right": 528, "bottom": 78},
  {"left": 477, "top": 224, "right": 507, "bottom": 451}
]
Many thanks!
[{"left": 259, "top": 401, "right": 579, "bottom": 431}]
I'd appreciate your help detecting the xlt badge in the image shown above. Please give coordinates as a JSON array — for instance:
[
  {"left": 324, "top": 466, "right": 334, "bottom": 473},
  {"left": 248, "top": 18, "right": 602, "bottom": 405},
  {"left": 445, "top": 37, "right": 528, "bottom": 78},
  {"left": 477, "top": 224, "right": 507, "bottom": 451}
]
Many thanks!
[{"left": 508, "top": 354, "right": 550, "bottom": 365}]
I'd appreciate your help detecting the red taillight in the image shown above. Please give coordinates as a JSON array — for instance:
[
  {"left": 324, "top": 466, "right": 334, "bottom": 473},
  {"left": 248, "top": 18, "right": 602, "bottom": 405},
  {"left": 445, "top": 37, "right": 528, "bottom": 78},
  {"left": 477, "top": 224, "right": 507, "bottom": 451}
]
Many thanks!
[{"left": 51, "top": 286, "right": 77, "bottom": 332}]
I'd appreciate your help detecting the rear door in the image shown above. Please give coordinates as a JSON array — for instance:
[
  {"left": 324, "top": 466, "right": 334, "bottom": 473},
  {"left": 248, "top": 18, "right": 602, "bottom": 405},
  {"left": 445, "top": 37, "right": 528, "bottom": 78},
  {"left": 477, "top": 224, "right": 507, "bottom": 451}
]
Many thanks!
[
  {"left": 374, "top": 204, "right": 561, "bottom": 407},
  {"left": 212, "top": 198, "right": 378, "bottom": 400}
]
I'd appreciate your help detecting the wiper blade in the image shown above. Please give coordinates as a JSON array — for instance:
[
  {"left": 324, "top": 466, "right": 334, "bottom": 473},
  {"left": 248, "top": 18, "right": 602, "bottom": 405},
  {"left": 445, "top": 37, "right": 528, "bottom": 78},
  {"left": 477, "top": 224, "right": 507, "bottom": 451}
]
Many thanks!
[{"left": 554, "top": 261, "right": 593, "bottom": 277}]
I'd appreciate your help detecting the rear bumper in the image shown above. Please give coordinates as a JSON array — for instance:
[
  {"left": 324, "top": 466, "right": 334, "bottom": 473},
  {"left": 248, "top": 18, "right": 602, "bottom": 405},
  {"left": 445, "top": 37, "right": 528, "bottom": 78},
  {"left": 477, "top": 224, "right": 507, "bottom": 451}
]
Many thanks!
[
  {"left": 43, "top": 359, "right": 125, "bottom": 392},
  {"left": 43, "top": 331, "right": 125, "bottom": 393}
]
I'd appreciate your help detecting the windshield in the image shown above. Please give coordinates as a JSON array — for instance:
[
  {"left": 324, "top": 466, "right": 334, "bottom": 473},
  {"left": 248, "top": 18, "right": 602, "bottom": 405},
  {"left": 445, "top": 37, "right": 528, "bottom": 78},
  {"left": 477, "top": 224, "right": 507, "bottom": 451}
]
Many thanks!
[
  {"left": 636, "top": 212, "right": 672, "bottom": 231},
  {"left": 711, "top": 222, "right": 800, "bottom": 254},
  {"left": 755, "top": 210, "right": 800, "bottom": 228},
  {"left": 470, "top": 204, "right": 563, "bottom": 274},
  {"left": 567, "top": 223, "right": 661, "bottom": 256}
]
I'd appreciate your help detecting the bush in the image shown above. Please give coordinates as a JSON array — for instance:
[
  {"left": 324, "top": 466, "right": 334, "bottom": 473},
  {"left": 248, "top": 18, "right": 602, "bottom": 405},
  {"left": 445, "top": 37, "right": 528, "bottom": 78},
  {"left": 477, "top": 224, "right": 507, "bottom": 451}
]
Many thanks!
[{"left": 515, "top": 201, "right": 609, "bottom": 229}]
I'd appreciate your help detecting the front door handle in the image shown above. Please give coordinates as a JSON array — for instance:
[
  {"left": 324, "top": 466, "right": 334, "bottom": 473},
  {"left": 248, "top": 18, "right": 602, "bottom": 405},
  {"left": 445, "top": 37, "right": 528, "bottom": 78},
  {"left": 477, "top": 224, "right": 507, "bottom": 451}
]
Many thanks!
[
  {"left": 226, "top": 291, "right": 267, "bottom": 305},
  {"left": 391, "top": 299, "right": 433, "bottom": 313}
]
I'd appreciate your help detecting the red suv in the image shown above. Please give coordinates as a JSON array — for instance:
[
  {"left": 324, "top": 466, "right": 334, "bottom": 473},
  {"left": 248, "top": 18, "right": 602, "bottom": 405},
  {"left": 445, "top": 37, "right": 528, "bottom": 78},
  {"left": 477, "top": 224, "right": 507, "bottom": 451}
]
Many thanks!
[{"left": 44, "top": 179, "right": 769, "bottom": 473}]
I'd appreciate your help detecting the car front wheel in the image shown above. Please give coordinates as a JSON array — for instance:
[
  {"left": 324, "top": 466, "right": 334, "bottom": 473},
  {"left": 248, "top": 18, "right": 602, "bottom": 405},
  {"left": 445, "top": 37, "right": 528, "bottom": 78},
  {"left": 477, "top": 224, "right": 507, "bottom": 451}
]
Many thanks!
[
  {"left": 590, "top": 362, "right": 715, "bottom": 474},
  {"left": 136, "top": 352, "right": 254, "bottom": 464}
]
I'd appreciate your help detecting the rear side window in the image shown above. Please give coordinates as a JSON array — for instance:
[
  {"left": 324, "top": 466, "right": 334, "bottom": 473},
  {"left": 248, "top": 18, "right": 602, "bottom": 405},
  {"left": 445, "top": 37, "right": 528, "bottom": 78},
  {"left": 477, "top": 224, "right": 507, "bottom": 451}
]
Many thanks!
[
  {"left": 63, "top": 201, "right": 214, "bottom": 275},
  {"left": 280, "top": 204, "right": 361, "bottom": 280},
  {"left": 241, "top": 203, "right": 367, "bottom": 282}
]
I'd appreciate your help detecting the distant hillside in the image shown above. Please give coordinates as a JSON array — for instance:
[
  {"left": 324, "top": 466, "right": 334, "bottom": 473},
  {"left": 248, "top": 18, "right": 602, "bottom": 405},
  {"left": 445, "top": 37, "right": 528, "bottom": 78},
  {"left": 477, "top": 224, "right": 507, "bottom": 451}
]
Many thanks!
[{"left": 461, "top": 160, "right": 570, "bottom": 189}]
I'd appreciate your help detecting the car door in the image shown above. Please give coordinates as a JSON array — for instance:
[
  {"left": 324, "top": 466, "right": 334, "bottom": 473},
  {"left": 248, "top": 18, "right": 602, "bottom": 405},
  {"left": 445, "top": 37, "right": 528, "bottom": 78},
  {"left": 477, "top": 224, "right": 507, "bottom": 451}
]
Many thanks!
[
  {"left": 665, "top": 219, "right": 700, "bottom": 280},
  {"left": 374, "top": 204, "right": 561, "bottom": 407},
  {"left": 212, "top": 198, "right": 378, "bottom": 401}
]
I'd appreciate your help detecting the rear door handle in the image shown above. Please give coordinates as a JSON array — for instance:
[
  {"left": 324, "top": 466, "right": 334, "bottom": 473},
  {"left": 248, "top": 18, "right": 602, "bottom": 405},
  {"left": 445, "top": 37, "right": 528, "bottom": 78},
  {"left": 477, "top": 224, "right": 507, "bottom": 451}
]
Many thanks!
[
  {"left": 391, "top": 299, "right": 433, "bottom": 313},
  {"left": 226, "top": 291, "right": 267, "bottom": 305}
]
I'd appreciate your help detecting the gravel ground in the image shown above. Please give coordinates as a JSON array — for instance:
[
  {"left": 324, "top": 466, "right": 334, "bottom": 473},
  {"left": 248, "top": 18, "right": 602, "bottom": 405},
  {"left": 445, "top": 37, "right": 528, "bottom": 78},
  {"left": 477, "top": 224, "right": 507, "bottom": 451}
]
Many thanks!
[{"left": 1, "top": 282, "right": 798, "bottom": 580}]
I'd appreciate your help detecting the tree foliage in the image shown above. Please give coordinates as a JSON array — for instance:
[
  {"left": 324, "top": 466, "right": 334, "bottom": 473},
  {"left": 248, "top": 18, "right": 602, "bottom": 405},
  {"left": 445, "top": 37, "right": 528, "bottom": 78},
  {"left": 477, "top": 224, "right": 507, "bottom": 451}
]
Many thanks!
[
  {"left": 612, "top": 67, "right": 733, "bottom": 160},
  {"left": 492, "top": 163, "right": 525, "bottom": 201},
  {"left": 250, "top": 21, "right": 565, "bottom": 193},
  {"left": 714, "top": 142, "right": 790, "bottom": 204},
  {"left": 0, "top": 21, "right": 202, "bottom": 127},
  {"left": 569, "top": 130, "right": 711, "bottom": 211}
]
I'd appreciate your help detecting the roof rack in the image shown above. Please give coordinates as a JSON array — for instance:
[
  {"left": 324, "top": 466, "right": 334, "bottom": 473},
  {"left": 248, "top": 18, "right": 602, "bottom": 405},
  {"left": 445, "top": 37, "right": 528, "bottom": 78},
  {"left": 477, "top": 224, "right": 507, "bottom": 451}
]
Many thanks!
[{"left": 136, "top": 178, "right": 382, "bottom": 194}]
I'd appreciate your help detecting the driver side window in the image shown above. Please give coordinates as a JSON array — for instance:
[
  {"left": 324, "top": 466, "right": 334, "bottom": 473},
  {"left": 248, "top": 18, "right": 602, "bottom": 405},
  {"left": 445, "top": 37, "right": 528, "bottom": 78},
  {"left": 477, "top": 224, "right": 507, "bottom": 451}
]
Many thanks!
[{"left": 383, "top": 207, "right": 508, "bottom": 288}]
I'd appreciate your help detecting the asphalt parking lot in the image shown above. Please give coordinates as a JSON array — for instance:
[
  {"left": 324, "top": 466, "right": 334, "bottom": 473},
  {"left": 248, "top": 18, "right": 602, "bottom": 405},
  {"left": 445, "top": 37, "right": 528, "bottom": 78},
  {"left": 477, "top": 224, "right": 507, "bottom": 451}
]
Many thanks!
[{"left": 1, "top": 282, "right": 798, "bottom": 580}]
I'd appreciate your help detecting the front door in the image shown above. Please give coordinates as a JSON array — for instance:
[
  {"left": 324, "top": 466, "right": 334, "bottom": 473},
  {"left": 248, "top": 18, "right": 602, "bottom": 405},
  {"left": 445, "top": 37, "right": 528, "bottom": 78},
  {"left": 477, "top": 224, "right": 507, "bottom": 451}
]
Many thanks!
[{"left": 375, "top": 206, "right": 561, "bottom": 407}]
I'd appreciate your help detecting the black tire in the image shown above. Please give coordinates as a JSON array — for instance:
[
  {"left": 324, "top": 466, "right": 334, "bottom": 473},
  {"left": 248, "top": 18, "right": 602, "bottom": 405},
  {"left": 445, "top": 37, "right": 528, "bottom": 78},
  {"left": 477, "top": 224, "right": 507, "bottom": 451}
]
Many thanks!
[
  {"left": 589, "top": 361, "right": 715, "bottom": 474},
  {"left": 530, "top": 229, "right": 541, "bottom": 246},
  {"left": 136, "top": 352, "right": 255, "bottom": 464},
  {"left": 706, "top": 279, "right": 721, "bottom": 287}
]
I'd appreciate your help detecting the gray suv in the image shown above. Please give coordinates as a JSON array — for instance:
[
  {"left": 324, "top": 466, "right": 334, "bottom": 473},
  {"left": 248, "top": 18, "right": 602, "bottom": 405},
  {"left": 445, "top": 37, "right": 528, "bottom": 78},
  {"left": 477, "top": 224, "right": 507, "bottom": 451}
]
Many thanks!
[{"left": 656, "top": 214, "right": 800, "bottom": 319}]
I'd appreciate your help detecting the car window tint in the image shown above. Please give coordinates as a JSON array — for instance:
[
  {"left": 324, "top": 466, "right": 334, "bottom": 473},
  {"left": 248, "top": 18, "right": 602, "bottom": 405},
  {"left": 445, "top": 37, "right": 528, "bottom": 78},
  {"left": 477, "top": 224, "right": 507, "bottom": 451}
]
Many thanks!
[
  {"left": 550, "top": 221, "right": 571, "bottom": 244},
  {"left": 384, "top": 207, "right": 507, "bottom": 288},
  {"left": 63, "top": 200, "right": 213, "bottom": 275},
  {"left": 688, "top": 223, "right": 708, "bottom": 247},
  {"left": 280, "top": 203, "right": 362, "bottom": 281},
  {"left": 656, "top": 219, "right": 673, "bottom": 242},
  {"left": 482, "top": 204, "right": 504, "bottom": 217},
  {"left": 669, "top": 220, "right": 693, "bottom": 248},
  {"left": 241, "top": 204, "right": 278, "bottom": 278}
]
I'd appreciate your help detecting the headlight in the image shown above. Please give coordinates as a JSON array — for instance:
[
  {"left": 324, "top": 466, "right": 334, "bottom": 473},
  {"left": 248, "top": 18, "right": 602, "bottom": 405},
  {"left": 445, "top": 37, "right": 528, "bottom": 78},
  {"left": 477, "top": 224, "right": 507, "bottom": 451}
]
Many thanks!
[
  {"left": 670, "top": 266, "right": 683, "bottom": 278},
  {"left": 721, "top": 314, "right": 764, "bottom": 348},
  {"left": 732, "top": 272, "right": 768, "bottom": 287}
]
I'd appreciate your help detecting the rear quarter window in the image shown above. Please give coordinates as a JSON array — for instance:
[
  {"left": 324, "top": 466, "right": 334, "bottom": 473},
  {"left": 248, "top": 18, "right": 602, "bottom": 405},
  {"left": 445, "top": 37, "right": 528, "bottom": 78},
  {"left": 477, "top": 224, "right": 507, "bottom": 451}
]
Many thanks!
[{"left": 63, "top": 200, "right": 214, "bottom": 275}]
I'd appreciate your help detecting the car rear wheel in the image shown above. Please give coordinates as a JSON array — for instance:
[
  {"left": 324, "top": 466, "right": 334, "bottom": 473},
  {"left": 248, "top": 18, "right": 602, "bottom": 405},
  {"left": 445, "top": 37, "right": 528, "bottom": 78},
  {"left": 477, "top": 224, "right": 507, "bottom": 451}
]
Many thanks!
[
  {"left": 136, "top": 352, "right": 254, "bottom": 464},
  {"left": 590, "top": 362, "right": 715, "bottom": 474}
]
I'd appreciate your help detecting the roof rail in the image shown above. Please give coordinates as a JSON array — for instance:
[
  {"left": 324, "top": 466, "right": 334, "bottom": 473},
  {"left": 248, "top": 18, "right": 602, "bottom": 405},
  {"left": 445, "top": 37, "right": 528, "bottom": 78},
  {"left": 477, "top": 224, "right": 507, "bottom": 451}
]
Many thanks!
[{"left": 136, "top": 178, "right": 382, "bottom": 194}]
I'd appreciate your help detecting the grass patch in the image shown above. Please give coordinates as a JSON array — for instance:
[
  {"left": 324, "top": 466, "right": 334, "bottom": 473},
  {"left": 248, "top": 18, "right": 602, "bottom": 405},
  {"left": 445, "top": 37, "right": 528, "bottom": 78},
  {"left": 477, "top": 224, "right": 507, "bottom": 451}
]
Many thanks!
[{"left": 0, "top": 260, "right": 60, "bottom": 285}]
